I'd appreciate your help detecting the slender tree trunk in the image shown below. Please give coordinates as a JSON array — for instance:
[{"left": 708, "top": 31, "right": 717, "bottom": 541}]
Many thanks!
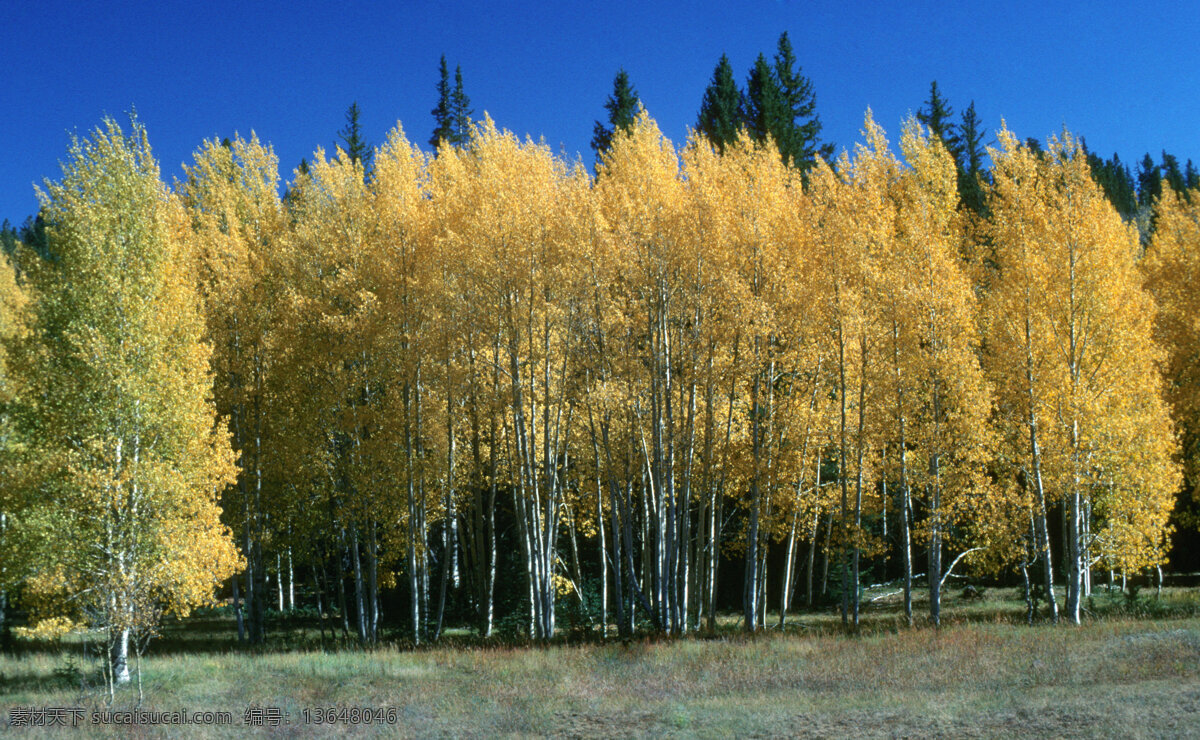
[
  {"left": 852, "top": 335, "right": 867, "bottom": 627},
  {"left": 837, "top": 316, "right": 850, "bottom": 625},
  {"left": 337, "top": 531, "right": 350, "bottom": 637},
  {"left": 352, "top": 527, "right": 366, "bottom": 642},
  {"left": 287, "top": 546, "right": 295, "bottom": 611},
  {"left": 232, "top": 565, "right": 245, "bottom": 643},
  {"left": 820, "top": 512, "right": 834, "bottom": 598},
  {"left": 111, "top": 627, "right": 130, "bottom": 685},
  {"left": 1026, "top": 309, "right": 1058, "bottom": 624},
  {"left": 368, "top": 522, "right": 379, "bottom": 641},
  {"left": 744, "top": 365, "right": 762, "bottom": 632}
]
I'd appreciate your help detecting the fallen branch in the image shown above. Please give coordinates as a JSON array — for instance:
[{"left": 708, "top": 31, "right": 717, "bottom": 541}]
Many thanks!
[
  {"left": 940, "top": 548, "right": 984, "bottom": 590},
  {"left": 869, "top": 590, "right": 902, "bottom": 603}
]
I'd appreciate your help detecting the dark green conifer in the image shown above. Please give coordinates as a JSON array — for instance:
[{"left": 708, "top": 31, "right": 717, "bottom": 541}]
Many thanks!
[
  {"left": 450, "top": 65, "right": 474, "bottom": 147},
  {"left": 772, "top": 32, "right": 832, "bottom": 169},
  {"left": 916, "top": 81, "right": 961, "bottom": 162},
  {"left": 591, "top": 68, "right": 641, "bottom": 160},
  {"left": 1138, "top": 153, "right": 1162, "bottom": 207},
  {"left": 696, "top": 54, "right": 743, "bottom": 153},
  {"left": 338, "top": 101, "right": 372, "bottom": 176},
  {"left": 742, "top": 54, "right": 786, "bottom": 148},
  {"left": 957, "top": 100, "right": 988, "bottom": 213},
  {"left": 430, "top": 55, "right": 454, "bottom": 151}
]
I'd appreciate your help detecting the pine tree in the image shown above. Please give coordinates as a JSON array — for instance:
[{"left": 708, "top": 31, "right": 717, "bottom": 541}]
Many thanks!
[
  {"left": 742, "top": 54, "right": 786, "bottom": 148},
  {"left": 338, "top": 102, "right": 373, "bottom": 176},
  {"left": 696, "top": 54, "right": 743, "bottom": 152},
  {"left": 772, "top": 32, "right": 832, "bottom": 169},
  {"left": 450, "top": 65, "right": 474, "bottom": 147},
  {"left": 1137, "top": 153, "right": 1162, "bottom": 207},
  {"left": 430, "top": 55, "right": 454, "bottom": 151},
  {"left": 591, "top": 68, "right": 641, "bottom": 160},
  {"left": 916, "top": 81, "right": 961, "bottom": 162},
  {"left": 957, "top": 101, "right": 988, "bottom": 213},
  {"left": 1162, "top": 151, "right": 1185, "bottom": 195}
]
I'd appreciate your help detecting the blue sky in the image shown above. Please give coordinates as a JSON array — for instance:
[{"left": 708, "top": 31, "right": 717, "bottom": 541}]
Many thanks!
[{"left": 3, "top": 1, "right": 1198, "bottom": 223}]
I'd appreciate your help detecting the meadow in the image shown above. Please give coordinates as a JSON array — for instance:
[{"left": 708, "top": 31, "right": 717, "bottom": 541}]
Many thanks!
[{"left": 2, "top": 586, "right": 1199, "bottom": 738}]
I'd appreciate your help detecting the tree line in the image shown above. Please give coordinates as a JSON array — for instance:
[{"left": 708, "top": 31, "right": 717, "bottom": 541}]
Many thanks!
[{"left": 0, "top": 46, "right": 1197, "bottom": 688}]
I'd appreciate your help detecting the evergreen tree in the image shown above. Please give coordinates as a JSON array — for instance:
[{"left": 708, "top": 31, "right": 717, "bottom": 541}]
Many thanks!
[
  {"left": 1186, "top": 159, "right": 1200, "bottom": 191},
  {"left": 450, "top": 65, "right": 474, "bottom": 147},
  {"left": 696, "top": 54, "right": 743, "bottom": 152},
  {"left": 1137, "top": 153, "right": 1162, "bottom": 207},
  {"left": 0, "top": 221, "right": 18, "bottom": 259},
  {"left": 742, "top": 54, "right": 786, "bottom": 148},
  {"left": 1162, "top": 151, "right": 1185, "bottom": 195},
  {"left": 590, "top": 68, "right": 640, "bottom": 160},
  {"left": 957, "top": 100, "right": 988, "bottom": 213},
  {"left": 1084, "top": 149, "right": 1137, "bottom": 220},
  {"left": 430, "top": 55, "right": 454, "bottom": 151},
  {"left": 772, "top": 31, "right": 832, "bottom": 169},
  {"left": 916, "top": 81, "right": 961, "bottom": 162},
  {"left": 337, "top": 101, "right": 372, "bottom": 176},
  {"left": 1114, "top": 155, "right": 1137, "bottom": 214}
]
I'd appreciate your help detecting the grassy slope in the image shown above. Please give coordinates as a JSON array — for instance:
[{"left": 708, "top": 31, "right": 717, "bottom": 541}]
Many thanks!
[{"left": 2, "top": 589, "right": 1199, "bottom": 738}]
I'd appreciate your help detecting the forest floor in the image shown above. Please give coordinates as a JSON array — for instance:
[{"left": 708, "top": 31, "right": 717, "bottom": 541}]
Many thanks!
[{"left": 2, "top": 586, "right": 1199, "bottom": 738}]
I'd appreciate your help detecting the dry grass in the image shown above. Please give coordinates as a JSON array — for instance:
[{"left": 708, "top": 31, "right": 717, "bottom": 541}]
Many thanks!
[{"left": 2, "top": 590, "right": 1199, "bottom": 737}]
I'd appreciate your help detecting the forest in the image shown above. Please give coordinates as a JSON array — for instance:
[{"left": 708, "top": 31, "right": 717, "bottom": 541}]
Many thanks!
[{"left": 1, "top": 40, "right": 1198, "bottom": 701}]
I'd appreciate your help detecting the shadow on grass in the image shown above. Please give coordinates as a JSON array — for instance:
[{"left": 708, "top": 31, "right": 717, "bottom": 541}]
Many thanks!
[{"left": 4, "top": 586, "right": 1199, "bottom": 663}]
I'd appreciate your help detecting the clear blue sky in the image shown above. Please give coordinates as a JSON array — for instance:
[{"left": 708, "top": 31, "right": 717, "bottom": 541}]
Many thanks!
[{"left": 3, "top": 1, "right": 1198, "bottom": 223}]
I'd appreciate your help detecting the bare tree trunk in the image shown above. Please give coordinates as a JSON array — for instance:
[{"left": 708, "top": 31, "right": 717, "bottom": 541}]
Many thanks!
[
  {"left": 337, "top": 530, "right": 350, "bottom": 637},
  {"left": 287, "top": 546, "right": 295, "bottom": 611},
  {"left": 368, "top": 522, "right": 379, "bottom": 642},
  {"left": 1026, "top": 313, "right": 1058, "bottom": 624},
  {"left": 111, "top": 627, "right": 130, "bottom": 685},
  {"left": 352, "top": 526, "right": 366, "bottom": 643},
  {"left": 852, "top": 336, "right": 867, "bottom": 627},
  {"left": 837, "top": 315, "right": 850, "bottom": 626},
  {"left": 805, "top": 502, "right": 821, "bottom": 608},
  {"left": 744, "top": 365, "right": 762, "bottom": 632},
  {"left": 232, "top": 566, "right": 245, "bottom": 643}
]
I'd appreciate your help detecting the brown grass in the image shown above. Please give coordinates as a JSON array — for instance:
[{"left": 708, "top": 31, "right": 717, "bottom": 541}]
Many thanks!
[{"left": 2, "top": 590, "right": 1199, "bottom": 737}]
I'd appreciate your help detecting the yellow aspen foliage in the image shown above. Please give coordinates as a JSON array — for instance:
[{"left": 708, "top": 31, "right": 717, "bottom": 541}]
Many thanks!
[
  {"left": 19, "top": 117, "right": 238, "bottom": 681},
  {"left": 180, "top": 133, "right": 288, "bottom": 642},
  {"left": 984, "top": 125, "right": 1179, "bottom": 623},
  {"left": 0, "top": 249, "right": 28, "bottom": 606},
  {"left": 1144, "top": 187, "right": 1200, "bottom": 512}
]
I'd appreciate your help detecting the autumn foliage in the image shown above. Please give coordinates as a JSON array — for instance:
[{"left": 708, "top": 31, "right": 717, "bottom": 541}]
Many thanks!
[{"left": 0, "top": 107, "right": 1188, "bottom": 662}]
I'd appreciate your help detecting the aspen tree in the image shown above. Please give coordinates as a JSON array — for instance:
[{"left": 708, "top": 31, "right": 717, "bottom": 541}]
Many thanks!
[
  {"left": 1144, "top": 187, "right": 1200, "bottom": 514},
  {"left": 595, "top": 110, "right": 699, "bottom": 634},
  {"left": 373, "top": 124, "right": 436, "bottom": 642},
  {"left": 22, "top": 117, "right": 238, "bottom": 684},
  {"left": 0, "top": 249, "right": 27, "bottom": 642},
  {"left": 280, "top": 144, "right": 407, "bottom": 643},
  {"left": 985, "top": 127, "right": 1179, "bottom": 624},
  {"left": 893, "top": 120, "right": 992, "bottom": 625},
  {"left": 181, "top": 134, "right": 286, "bottom": 644},
  {"left": 437, "top": 117, "right": 578, "bottom": 639},
  {"left": 809, "top": 112, "right": 894, "bottom": 626}
]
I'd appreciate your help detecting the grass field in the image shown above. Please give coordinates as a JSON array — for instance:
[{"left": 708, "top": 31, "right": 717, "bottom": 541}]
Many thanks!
[{"left": 2, "top": 587, "right": 1199, "bottom": 738}]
